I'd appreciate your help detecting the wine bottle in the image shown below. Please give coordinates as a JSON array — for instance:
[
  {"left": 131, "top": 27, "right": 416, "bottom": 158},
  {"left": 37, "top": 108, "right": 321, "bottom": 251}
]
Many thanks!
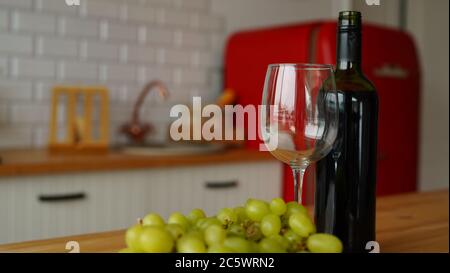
[{"left": 315, "top": 11, "right": 379, "bottom": 253}]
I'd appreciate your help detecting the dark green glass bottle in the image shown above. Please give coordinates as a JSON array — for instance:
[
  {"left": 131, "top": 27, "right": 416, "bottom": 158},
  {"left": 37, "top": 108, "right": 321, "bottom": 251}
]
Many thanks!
[{"left": 315, "top": 11, "right": 379, "bottom": 253}]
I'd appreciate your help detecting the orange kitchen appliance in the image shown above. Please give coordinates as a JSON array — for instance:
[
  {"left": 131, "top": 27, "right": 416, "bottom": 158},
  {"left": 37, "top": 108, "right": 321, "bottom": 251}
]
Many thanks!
[{"left": 48, "top": 86, "right": 110, "bottom": 154}]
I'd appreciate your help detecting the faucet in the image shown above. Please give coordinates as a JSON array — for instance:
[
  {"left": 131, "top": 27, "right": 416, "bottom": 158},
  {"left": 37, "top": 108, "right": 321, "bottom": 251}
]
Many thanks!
[{"left": 121, "top": 80, "right": 169, "bottom": 144}]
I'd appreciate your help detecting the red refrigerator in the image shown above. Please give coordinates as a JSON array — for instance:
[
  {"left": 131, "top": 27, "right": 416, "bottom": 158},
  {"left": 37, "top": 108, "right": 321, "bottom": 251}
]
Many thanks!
[{"left": 224, "top": 21, "right": 421, "bottom": 200}]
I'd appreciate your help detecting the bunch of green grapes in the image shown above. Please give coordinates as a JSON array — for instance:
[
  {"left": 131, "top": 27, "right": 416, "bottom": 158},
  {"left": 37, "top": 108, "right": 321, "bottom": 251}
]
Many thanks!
[{"left": 119, "top": 198, "right": 343, "bottom": 253}]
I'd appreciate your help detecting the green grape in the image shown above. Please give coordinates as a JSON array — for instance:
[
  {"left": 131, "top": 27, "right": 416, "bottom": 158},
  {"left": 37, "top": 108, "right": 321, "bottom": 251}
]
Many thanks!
[
  {"left": 283, "top": 229, "right": 302, "bottom": 244},
  {"left": 123, "top": 199, "right": 332, "bottom": 254},
  {"left": 249, "top": 241, "right": 260, "bottom": 253},
  {"left": 198, "top": 217, "right": 222, "bottom": 231},
  {"left": 125, "top": 224, "right": 144, "bottom": 251},
  {"left": 139, "top": 226, "right": 174, "bottom": 253},
  {"left": 245, "top": 199, "right": 270, "bottom": 222},
  {"left": 227, "top": 223, "right": 245, "bottom": 237},
  {"left": 288, "top": 213, "right": 316, "bottom": 237},
  {"left": 187, "top": 208, "right": 206, "bottom": 224},
  {"left": 177, "top": 235, "right": 207, "bottom": 253},
  {"left": 285, "top": 202, "right": 308, "bottom": 219},
  {"left": 291, "top": 205, "right": 308, "bottom": 215},
  {"left": 283, "top": 229, "right": 305, "bottom": 253},
  {"left": 306, "top": 233, "right": 343, "bottom": 253},
  {"left": 258, "top": 237, "right": 287, "bottom": 253},
  {"left": 118, "top": 248, "right": 137, "bottom": 253},
  {"left": 270, "top": 198, "right": 287, "bottom": 216},
  {"left": 234, "top": 206, "right": 248, "bottom": 223},
  {"left": 245, "top": 222, "right": 263, "bottom": 241},
  {"left": 168, "top": 212, "right": 189, "bottom": 230},
  {"left": 286, "top": 201, "right": 299, "bottom": 210},
  {"left": 217, "top": 208, "right": 237, "bottom": 226},
  {"left": 165, "top": 223, "right": 185, "bottom": 240},
  {"left": 268, "top": 234, "right": 289, "bottom": 250},
  {"left": 186, "top": 230, "right": 204, "bottom": 241},
  {"left": 241, "top": 219, "right": 254, "bottom": 229},
  {"left": 286, "top": 201, "right": 307, "bottom": 211},
  {"left": 142, "top": 213, "right": 165, "bottom": 227},
  {"left": 208, "top": 244, "right": 233, "bottom": 253},
  {"left": 204, "top": 224, "right": 227, "bottom": 246},
  {"left": 195, "top": 218, "right": 207, "bottom": 229},
  {"left": 223, "top": 237, "right": 252, "bottom": 253},
  {"left": 249, "top": 198, "right": 269, "bottom": 207},
  {"left": 260, "top": 214, "right": 281, "bottom": 237},
  {"left": 208, "top": 217, "right": 222, "bottom": 225}
]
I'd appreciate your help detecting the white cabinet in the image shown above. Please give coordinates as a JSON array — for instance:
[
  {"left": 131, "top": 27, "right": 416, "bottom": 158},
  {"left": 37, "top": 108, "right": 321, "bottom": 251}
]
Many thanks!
[{"left": 0, "top": 161, "right": 282, "bottom": 244}]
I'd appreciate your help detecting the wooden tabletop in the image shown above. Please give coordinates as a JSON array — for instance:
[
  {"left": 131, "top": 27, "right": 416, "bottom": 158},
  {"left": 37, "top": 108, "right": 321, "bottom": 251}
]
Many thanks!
[
  {"left": 0, "top": 148, "right": 274, "bottom": 177},
  {"left": 0, "top": 190, "right": 447, "bottom": 253}
]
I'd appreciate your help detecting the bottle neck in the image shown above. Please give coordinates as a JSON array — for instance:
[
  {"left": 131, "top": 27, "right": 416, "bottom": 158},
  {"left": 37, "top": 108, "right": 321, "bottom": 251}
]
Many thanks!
[{"left": 336, "top": 29, "right": 362, "bottom": 72}]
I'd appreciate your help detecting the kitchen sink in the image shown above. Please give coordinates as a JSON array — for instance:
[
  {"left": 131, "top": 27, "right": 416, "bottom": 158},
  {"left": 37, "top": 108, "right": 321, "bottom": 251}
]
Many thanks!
[{"left": 119, "top": 143, "right": 225, "bottom": 156}]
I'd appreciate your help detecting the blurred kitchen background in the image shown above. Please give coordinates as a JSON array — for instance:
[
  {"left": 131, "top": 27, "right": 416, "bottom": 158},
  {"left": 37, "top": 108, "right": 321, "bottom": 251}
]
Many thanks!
[{"left": 0, "top": 0, "right": 448, "bottom": 244}]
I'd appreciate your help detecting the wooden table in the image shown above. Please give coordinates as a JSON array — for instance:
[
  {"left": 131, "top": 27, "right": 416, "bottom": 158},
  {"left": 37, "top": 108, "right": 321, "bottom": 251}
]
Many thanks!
[{"left": 0, "top": 190, "right": 448, "bottom": 253}]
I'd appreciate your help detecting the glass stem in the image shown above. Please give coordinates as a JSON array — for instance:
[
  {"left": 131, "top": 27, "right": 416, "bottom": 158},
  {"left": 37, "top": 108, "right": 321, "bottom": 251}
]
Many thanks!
[{"left": 292, "top": 167, "right": 307, "bottom": 204}]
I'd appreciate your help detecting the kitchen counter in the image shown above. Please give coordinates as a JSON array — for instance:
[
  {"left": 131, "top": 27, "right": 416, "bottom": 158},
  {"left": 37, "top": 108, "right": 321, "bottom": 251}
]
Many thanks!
[
  {"left": 0, "top": 190, "right": 447, "bottom": 253},
  {"left": 0, "top": 148, "right": 274, "bottom": 177}
]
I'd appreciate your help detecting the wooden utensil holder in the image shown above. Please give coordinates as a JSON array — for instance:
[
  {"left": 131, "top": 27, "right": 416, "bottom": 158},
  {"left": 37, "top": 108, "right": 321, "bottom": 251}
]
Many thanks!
[{"left": 48, "top": 86, "right": 109, "bottom": 154}]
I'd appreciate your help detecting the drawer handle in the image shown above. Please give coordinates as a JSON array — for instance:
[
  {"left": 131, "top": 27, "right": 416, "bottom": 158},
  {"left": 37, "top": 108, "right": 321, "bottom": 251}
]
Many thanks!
[
  {"left": 38, "top": 192, "right": 86, "bottom": 203},
  {"left": 205, "top": 180, "right": 238, "bottom": 189}
]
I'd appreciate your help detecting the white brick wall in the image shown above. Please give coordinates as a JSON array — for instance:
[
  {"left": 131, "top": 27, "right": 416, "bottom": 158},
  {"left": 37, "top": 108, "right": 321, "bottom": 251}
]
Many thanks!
[
  {"left": 80, "top": 0, "right": 122, "bottom": 20},
  {"left": 144, "top": 66, "right": 173, "bottom": 84},
  {"left": 35, "top": 0, "right": 79, "bottom": 15},
  {"left": 58, "top": 17, "right": 99, "bottom": 38},
  {"left": 126, "top": 5, "right": 156, "bottom": 24},
  {"left": 100, "top": 63, "right": 137, "bottom": 83},
  {"left": 0, "top": 9, "right": 8, "bottom": 29},
  {"left": 11, "top": 11, "right": 57, "bottom": 34},
  {"left": 162, "top": 9, "right": 191, "bottom": 27},
  {"left": 162, "top": 48, "right": 192, "bottom": 66},
  {"left": 57, "top": 61, "right": 97, "bottom": 80},
  {"left": 0, "top": 33, "right": 33, "bottom": 54},
  {"left": 105, "top": 21, "right": 139, "bottom": 42},
  {"left": 176, "top": 30, "right": 210, "bottom": 48},
  {"left": 174, "top": 68, "right": 209, "bottom": 86},
  {"left": 0, "top": 80, "right": 33, "bottom": 100},
  {"left": 0, "top": 0, "right": 225, "bottom": 148},
  {"left": 0, "top": 126, "right": 33, "bottom": 148},
  {"left": 176, "top": 0, "right": 210, "bottom": 11},
  {"left": 0, "top": 0, "right": 33, "bottom": 9},
  {"left": 36, "top": 36, "right": 78, "bottom": 57},
  {"left": 79, "top": 40, "right": 120, "bottom": 61},
  {"left": 144, "top": 27, "right": 174, "bottom": 45},
  {"left": 126, "top": 45, "right": 156, "bottom": 63},
  {"left": 0, "top": 56, "right": 7, "bottom": 77},
  {"left": 10, "top": 58, "right": 56, "bottom": 79}
]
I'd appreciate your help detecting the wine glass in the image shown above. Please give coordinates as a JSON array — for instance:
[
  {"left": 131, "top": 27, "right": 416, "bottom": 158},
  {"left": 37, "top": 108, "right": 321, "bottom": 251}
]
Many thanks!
[{"left": 260, "top": 64, "right": 338, "bottom": 204}]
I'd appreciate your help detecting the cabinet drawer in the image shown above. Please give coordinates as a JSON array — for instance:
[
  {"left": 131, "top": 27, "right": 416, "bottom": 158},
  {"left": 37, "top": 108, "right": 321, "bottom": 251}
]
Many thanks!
[
  {"left": 0, "top": 173, "right": 148, "bottom": 244},
  {"left": 166, "top": 161, "right": 283, "bottom": 216},
  {"left": 0, "top": 177, "right": 92, "bottom": 243},
  {"left": 0, "top": 161, "right": 282, "bottom": 244}
]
